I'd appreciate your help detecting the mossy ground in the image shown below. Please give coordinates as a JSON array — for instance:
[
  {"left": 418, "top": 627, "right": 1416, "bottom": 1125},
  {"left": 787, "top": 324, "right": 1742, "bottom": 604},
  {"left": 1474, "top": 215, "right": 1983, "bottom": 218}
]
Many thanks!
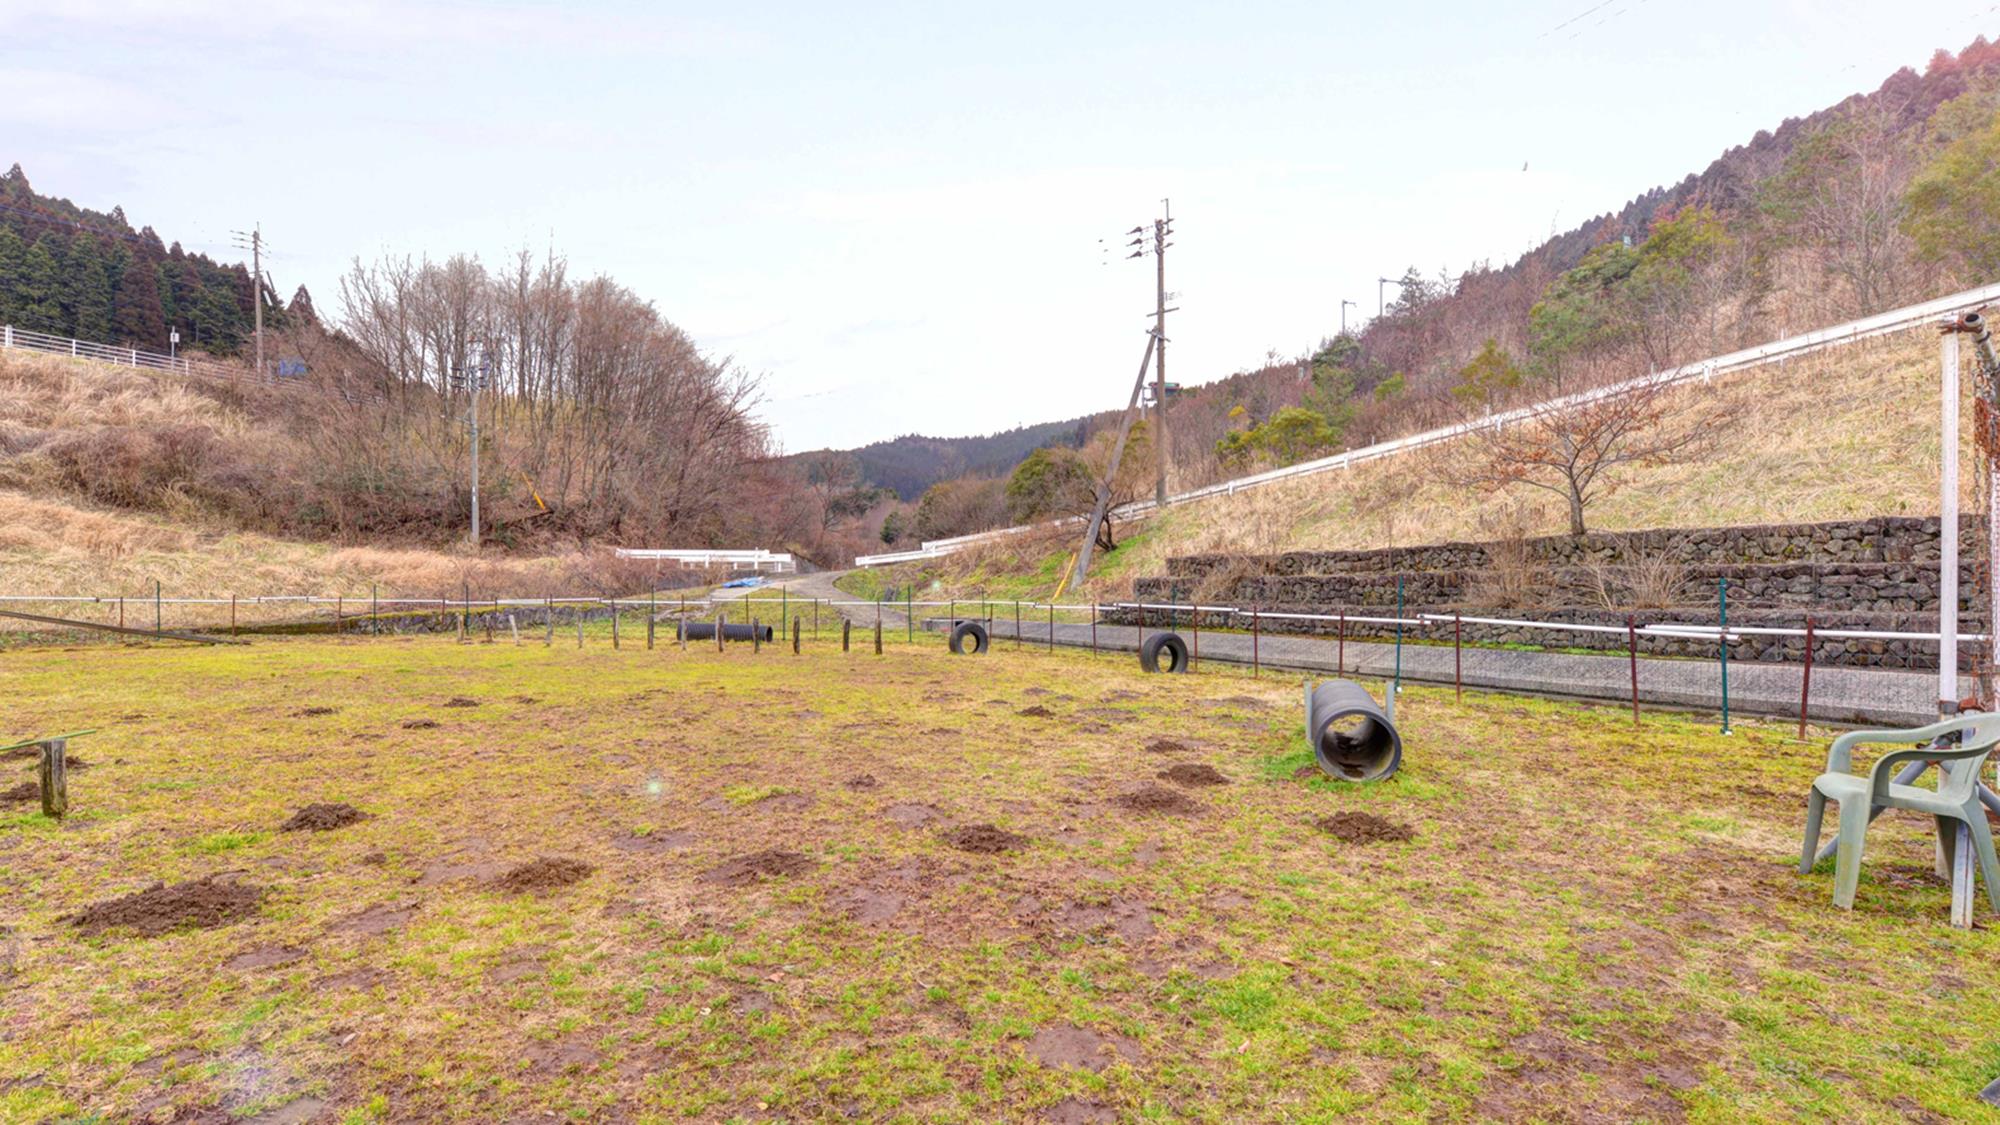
[{"left": 3, "top": 632, "right": 1998, "bottom": 1123}]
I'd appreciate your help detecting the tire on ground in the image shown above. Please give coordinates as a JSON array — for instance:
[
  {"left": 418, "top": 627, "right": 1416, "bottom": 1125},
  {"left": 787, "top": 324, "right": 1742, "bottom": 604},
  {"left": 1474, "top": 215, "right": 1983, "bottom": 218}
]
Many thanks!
[
  {"left": 949, "top": 620, "right": 990, "bottom": 655},
  {"left": 1138, "top": 631, "right": 1189, "bottom": 673}
]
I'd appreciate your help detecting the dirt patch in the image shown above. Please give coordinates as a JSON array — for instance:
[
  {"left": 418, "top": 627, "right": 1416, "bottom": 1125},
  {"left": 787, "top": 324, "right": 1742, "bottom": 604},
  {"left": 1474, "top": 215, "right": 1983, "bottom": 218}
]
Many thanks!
[
  {"left": 224, "top": 945, "right": 306, "bottom": 971},
  {"left": 1051, "top": 897, "right": 1156, "bottom": 941},
  {"left": 400, "top": 719, "right": 439, "bottom": 730},
  {"left": 1043, "top": 1099, "right": 1116, "bottom": 1124},
  {"left": 883, "top": 802, "right": 943, "bottom": 828},
  {"left": 1079, "top": 708, "right": 1137, "bottom": 723},
  {"left": 608, "top": 830, "right": 694, "bottom": 853},
  {"left": 1315, "top": 811, "right": 1415, "bottom": 843},
  {"left": 1158, "top": 763, "right": 1228, "bottom": 786},
  {"left": 1143, "top": 739, "right": 1189, "bottom": 754},
  {"left": 66, "top": 876, "right": 264, "bottom": 937},
  {"left": 441, "top": 697, "right": 480, "bottom": 708},
  {"left": 525, "top": 1033, "right": 600, "bottom": 1075},
  {"left": 1018, "top": 705, "right": 1055, "bottom": 718},
  {"left": 836, "top": 887, "right": 906, "bottom": 925},
  {"left": 295, "top": 706, "right": 338, "bottom": 717},
  {"left": 329, "top": 903, "right": 416, "bottom": 936},
  {"left": 316, "top": 967, "right": 389, "bottom": 991},
  {"left": 413, "top": 857, "right": 505, "bottom": 885},
  {"left": 1024, "top": 1026, "right": 1140, "bottom": 1073},
  {"left": 943, "top": 823, "right": 1028, "bottom": 854},
  {"left": 700, "top": 849, "right": 814, "bottom": 887},
  {"left": 1, "top": 782, "right": 38, "bottom": 804},
  {"left": 1114, "top": 784, "right": 1201, "bottom": 815},
  {"left": 279, "top": 802, "right": 367, "bottom": 832},
  {"left": 1293, "top": 764, "right": 1319, "bottom": 780},
  {"left": 845, "top": 773, "right": 880, "bottom": 790},
  {"left": 494, "top": 857, "right": 594, "bottom": 893}
]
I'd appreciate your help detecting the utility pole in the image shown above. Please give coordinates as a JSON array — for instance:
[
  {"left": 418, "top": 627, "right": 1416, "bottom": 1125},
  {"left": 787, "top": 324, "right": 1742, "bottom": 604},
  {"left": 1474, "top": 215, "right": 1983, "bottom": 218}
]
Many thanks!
[
  {"left": 469, "top": 352, "right": 486, "bottom": 549},
  {"left": 1377, "top": 275, "right": 1407, "bottom": 319},
  {"left": 1340, "top": 299, "right": 1356, "bottom": 336},
  {"left": 231, "top": 224, "right": 265, "bottom": 379},
  {"left": 1151, "top": 200, "right": 1172, "bottom": 507}
]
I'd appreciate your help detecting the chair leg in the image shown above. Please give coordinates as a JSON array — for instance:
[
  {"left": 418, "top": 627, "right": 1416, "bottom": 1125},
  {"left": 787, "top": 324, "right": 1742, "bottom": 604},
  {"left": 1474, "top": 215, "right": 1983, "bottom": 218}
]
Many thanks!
[
  {"left": 1800, "top": 790, "right": 1827, "bottom": 875},
  {"left": 1936, "top": 815, "right": 1958, "bottom": 880},
  {"left": 1833, "top": 797, "right": 1869, "bottom": 909},
  {"left": 1964, "top": 809, "right": 2000, "bottom": 914}
]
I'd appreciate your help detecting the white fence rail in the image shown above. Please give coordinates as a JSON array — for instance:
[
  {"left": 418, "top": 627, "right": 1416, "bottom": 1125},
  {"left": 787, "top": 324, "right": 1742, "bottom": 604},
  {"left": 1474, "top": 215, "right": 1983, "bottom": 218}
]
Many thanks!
[
  {"left": 855, "top": 280, "right": 2000, "bottom": 567},
  {"left": 612, "top": 549, "right": 796, "bottom": 573},
  {"left": 0, "top": 323, "right": 384, "bottom": 405}
]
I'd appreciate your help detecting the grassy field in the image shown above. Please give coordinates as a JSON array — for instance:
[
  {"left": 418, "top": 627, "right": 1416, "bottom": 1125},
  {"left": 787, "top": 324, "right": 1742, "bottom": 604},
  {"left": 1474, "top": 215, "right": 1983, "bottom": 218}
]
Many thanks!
[{"left": 4, "top": 633, "right": 1998, "bottom": 1123}]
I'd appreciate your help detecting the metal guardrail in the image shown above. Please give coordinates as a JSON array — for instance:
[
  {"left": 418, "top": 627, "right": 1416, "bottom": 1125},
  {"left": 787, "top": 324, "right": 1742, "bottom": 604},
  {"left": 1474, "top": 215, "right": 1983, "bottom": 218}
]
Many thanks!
[{"left": 854, "top": 281, "right": 2000, "bottom": 567}]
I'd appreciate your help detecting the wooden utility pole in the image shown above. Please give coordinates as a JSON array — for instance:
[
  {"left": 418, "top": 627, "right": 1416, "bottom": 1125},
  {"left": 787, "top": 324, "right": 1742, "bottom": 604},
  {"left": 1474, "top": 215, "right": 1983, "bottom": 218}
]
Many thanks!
[
  {"left": 1150, "top": 201, "right": 1173, "bottom": 508},
  {"left": 233, "top": 225, "right": 264, "bottom": 380},
  {"left": 1070, "top": 332, "right": 1158, "bottom": 584}
]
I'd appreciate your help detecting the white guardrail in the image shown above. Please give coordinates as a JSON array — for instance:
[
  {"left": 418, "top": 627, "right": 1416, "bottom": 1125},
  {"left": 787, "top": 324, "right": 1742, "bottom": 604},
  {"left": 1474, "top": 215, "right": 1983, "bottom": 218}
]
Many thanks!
[
  {"left": 0, "top": 323, "right": 384, "bottom": 404},
  {"left": 855, "top": 281, "right": 2000, "bottom": 567},
  {"left": 612, "top": 549, "right": 796, "bottom": 573}
]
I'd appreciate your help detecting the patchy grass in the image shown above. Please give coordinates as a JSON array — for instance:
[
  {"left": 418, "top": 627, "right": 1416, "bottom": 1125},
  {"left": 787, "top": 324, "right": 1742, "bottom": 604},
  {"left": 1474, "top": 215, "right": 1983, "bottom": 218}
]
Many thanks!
[{"left": 3, "top": 636, "right": 1998, "bottom": 1122}]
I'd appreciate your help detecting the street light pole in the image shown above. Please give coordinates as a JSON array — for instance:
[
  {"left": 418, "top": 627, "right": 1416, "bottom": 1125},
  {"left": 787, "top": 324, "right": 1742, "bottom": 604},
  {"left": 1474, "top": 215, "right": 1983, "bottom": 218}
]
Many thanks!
[{"left": 1340, "top": 299, "right": 1356, "bottom": 336}]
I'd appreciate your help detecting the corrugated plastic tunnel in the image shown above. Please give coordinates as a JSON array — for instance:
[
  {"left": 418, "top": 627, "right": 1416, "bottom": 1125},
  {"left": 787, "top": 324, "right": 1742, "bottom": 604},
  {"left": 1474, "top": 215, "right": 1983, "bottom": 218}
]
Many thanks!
[
  {"left": 676, "top": 621, "right": 775, "bottom": 643},
  {"left": 1305, "top": 679, "right": 1402, "bottom": 782}
]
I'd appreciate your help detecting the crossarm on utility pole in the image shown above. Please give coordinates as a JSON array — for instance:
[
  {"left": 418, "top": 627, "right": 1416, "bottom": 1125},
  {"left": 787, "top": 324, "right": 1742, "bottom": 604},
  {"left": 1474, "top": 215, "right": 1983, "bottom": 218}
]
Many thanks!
[{"left": 1071, "top": 332, "right": 1159, "bottom": 585}]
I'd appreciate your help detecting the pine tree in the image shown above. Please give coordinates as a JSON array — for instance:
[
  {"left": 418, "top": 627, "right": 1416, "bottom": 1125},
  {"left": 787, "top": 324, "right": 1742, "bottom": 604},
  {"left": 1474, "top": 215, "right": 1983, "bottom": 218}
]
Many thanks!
[
  {"left": 18, "top": 239, "right": 64, "bottom": 333},
  {"left": 111, "top": 246, "right": 168, "bottom": 348},
  {"left": 0, "top": 226, "right": 25, "bottom": 327},
  {"left": 64, "top": 234, "right": 114, "bottom": 341}
]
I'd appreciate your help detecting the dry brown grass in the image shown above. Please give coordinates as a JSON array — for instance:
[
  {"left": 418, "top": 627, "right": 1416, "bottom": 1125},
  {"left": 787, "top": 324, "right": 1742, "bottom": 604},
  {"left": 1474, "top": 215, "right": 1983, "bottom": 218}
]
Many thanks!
[{"left": 1089, "top": 327, "right": 1960, "bottom": 587}]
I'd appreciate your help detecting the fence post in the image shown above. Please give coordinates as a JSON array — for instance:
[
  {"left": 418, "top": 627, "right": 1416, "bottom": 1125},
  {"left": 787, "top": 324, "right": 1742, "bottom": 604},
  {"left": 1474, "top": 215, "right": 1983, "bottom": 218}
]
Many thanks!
[
  {"left": 813, "top": 599, "right": 819, "bottom": 640},
  {"left": 874, "top": 618, "right": 883, "bottom": 655},
  {"left": 1190, "top": 603, "right": 1199, "bottom": 670},
  {"left": 1014, "top": 601, "right": 1021, "bottom": 650},
  {"left": 1048, "top": 604, "right": 1055, "bottom": 653},
  {"left": 612, "top": 601, "right": 620, "bottom": 649},
  {"left": 648, "top": 590, "right": 656, "bottom": 650},
  {"left": 577, "top": 610, "right": 584, "bottom": 649},
  {"left": 155, "top": 579, "right": 162, "bottom": 636},
  {"left": 1393, "top": 578, "right": 1404, "bottom": 700},
  {"left": 1252, "top": 605, "right": 1260, "bottom": 677},
  {"left": 461, "top": 580, "right": 470, "bottom": 637},
  {"left": 1799, "top": 616, "right": 1815, "bottom": 739},
  {"left": 1337, "top": 612, "right": 1345, "bottom": 676},
  {"left": 230, "top": 594, "right": 236, "bottom": 637},
  {"left": 118, "top": 596, "right": 124, "bottom": 631},
  {"left": 1628, "top": 614, "right": 1640, "bottom": 725},
  {"left": 1091, "top": 601, "right": 1098, "bottom": 654},
  {"left": 679, "top": 594, "right": 687, "bottom": 650},
  {"left": 39, "top": 738, "right": 67, "bottom": 820},
  {"left": 907, "top": 588, "right": 913, "bottom": 643},
  {"left": 1454, "top": 612, "right": 1462, "bottom": 702},
  {"left": 843, "top": 618, "right": 851, "bottom": 652},
  {"left": 546, "top": 598, "right": 554, "bottom": 646},
  {"left": 372, "top": 584, "right": 379, "bottom": 636},
  {"left": 752, "top": 617, "right": 761, "bottom": 653},
  {"left": 717, "top": 611, "right": 725, "bottom": 653},
  {"left": 793, "top": 615, "right": 801, "bottom": 654},
  {"left": 1718, "top": 578, "right": 1733, "bottom": 735}
]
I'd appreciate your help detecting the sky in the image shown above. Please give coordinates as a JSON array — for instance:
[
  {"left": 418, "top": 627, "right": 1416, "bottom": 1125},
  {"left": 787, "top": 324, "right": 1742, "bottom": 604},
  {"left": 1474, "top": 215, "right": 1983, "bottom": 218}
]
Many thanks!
[{"left": 3, "top": 0, "right": 1995, "bottom": 451}]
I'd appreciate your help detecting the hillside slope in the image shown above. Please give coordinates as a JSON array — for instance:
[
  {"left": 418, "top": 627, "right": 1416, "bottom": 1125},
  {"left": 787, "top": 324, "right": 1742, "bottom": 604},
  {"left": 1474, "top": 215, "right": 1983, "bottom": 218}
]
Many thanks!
[{"left": 865, "top": 325, "right": 1967, "bottom": 600}]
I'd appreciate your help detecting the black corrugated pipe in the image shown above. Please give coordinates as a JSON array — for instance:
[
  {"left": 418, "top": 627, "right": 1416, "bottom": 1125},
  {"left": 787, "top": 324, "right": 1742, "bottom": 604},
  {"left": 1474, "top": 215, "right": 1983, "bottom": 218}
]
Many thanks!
[
  {"left": 678, "top": 621, "right": 775, "bottom": 643},
  {"left": 1305, "top": 679, "right": 1402, "bottom": 782}
]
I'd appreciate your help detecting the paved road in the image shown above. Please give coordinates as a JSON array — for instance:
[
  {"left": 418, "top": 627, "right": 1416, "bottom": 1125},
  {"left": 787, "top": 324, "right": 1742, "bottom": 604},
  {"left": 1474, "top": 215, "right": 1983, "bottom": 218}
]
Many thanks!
[{"left": 743, "top": 571, "right": 1957, "bottom": 727}]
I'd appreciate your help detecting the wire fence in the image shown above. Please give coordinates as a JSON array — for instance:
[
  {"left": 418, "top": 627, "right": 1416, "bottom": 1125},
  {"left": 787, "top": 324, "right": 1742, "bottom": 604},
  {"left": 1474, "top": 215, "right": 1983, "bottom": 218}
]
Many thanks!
[{"left": 0, "top": 323, "right": 384, "bottom": 405}]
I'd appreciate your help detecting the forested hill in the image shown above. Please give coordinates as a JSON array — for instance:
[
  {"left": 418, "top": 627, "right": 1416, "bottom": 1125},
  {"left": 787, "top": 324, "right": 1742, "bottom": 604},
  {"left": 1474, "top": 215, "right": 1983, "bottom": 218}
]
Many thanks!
[
  {"left": 821, "top": 417, "right": 1097, "bottom": 500},
  {"left": 0, "top": 164, "right": 288, "bottom": 355}
]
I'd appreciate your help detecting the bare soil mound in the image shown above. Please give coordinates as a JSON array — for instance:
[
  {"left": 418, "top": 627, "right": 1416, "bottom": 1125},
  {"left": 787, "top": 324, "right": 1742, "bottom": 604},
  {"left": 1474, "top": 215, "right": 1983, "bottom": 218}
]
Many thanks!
[
  {"left": 1158, "top": 763, "right": 1228, "bottom": 786},
  {"left": 944, "top": 824, "right": 1028, "bottom": 854},
  {"left": 1114, "top": 784, "right": 1201, "bottom": 815},
  {"left": 844, "top": 774, "right": 880, "bottom": 790},
  {"left": 1018, "top": 705, "right": 1055, "bottom": 718},
  {"left": 494, "top": 857, "right": 594, "bottom": 893},
  {"left": 1315, "top": 811, "right": 1414, "bottom": 843},
  {"left": 280, "top": 803, "right": 367, "bottom": 832},
  {"left": 1, "top": 782, "right": 37, "bottom": 804},
  {"left": 401, "top": 719, "right": 439, "bottom": 730},
  {"left": 1143, "top": 739, "right": 1189, "bottom": 754},
  {"left": 700, "top": 849, "right": 813, "bottom": 887},
  {"left": 296, "top": 706, "right": 338, "bottom": 717},
  {"left": 442, "top": 697, "right": 480, "bottom": 708},
  {"left": 66, "top": 876, "right": 263, "bottom": 937}
]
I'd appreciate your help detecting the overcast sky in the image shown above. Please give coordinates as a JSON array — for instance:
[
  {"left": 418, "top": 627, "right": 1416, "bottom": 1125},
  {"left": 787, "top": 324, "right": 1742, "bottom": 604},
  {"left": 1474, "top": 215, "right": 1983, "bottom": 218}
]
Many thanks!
[{"left": 4, "top": 0, "right": 1992, "bottom": 450}]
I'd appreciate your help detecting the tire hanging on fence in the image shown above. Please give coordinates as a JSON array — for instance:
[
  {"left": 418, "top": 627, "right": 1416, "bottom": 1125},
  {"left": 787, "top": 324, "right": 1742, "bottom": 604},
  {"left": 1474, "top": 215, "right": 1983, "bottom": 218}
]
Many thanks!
[
  {"left": 948, "top": 620, "right": 989, "bottom": 655},
  {"left": 1139, "top": 631, "right": 1189, "bottom": 673}
]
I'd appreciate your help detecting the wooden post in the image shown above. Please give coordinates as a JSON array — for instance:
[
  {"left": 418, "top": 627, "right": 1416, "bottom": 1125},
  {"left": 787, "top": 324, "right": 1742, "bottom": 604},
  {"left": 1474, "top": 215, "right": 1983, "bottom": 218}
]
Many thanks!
[
  {"left": 1015, "top": 600, "right": 1022, "bottom": 650},
  {"left": 1628, "top": 615, "right": 1640, "bottom": 726},
  {"left": 118, "top": 596, "right": 124, "bottom": 631},
  {"left": 752, "top": 617, "right": 761, "bottom": 654},
  {"left": 648, "top": 591, "right": 656, "bottom": 650},
  {"left": 1799, "top": 617, "right": 1815, "bottom": 739},
  {"left": 612, "top": 602, "right": 620, "bottom": 649},
  {"left": 1190, "top": 604, "right": 1199, "bottom": 670},
  {"left": 1091, "top": 602, "right": 1098, "bottom": 654},
  {"left": 230, "top": 594, "right": 236, "bottom": 637},
  {"left": 813, "top": 599, "right": 820, "bottom": 639},
  {"left": 874, "top": 619, "right": 883, "bottom": 655},
  {"left": 545, "top": 598, "right": 554, "bottom": 646},
  {"left": 1454, "top": 612, "right": 1462, "bottom": 702},
  {"left": 372, "top": 584, "right": 379, "bottom": 635},
  {"left": 1251, "top": 605, "right": 1260, "bottom": 676},
  {"left": 1048, "top": 604, "right": 1055, "bottom": 653},
  {"left": 793, "top": 616, "right": 801, "bottom": 654},
  {"left": 680, "top": 594, "right": 687, "bottom": 650},
  {"left": 842, "top": 619, "right": 851, "bottom": 652},
  {"left": 576, "top": 611, "right": 584, "bottom": 649},
  {"left": 1337, "top": 612, "right": 1345, "bottom": 676},
  {"left": 336, "top": 594, "right": 344, "bottom": 636},
  {"left": 39, "top": 738, "right": 67, "bottom": 820},
  {"left": 717, "top": 612, "right": 726, "bottom": 653},
  {"left": 155, "top": 579, "right": 161, "bottom": 636}
]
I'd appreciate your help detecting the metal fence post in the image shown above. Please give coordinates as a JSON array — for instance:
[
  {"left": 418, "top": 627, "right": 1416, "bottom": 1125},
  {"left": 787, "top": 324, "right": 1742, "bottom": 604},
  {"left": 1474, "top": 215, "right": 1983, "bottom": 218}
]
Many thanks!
[
  {"left": 1393, "top": 578, "right": 1404, "bottom": 699},
  {"left": 1091, "top": 601, "right": 1098, "bottom": 654},
  {"left": 1454, "top": 612, "right": 1462, "bottom": 702},
  {"left": 1628, "top": 614, "right": 1640, "bottom": 725},
  {"left": 155, "top": 579, "right": 162, "bottom": 636},
  {"left": 907, "top": 588, "right": 913, "bottom": 643},
  {"left": 1337, "top": 612, "right": 1345, "bottom": 676},
  {"left": 1799, "top": 616, "right": 1815, "bottom": 738},
  {"left": 1251, "top": 605, "right": 1260, "bottom": 677},
  {"left": 1047, "top": 604, "right": 1055, "bottom": 653},
  {"left": 1719, "top": 578, "right": 1733, "bottom": 735},
  {"left": 648, "top": 590, "right": 656, "bottom": 649}
]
